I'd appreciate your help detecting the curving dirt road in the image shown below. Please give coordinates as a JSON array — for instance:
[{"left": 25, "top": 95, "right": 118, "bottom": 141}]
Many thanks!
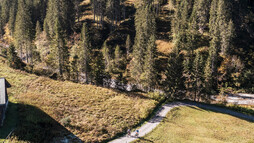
[{"left": 109, "top": 101, "right": 254, "bottom": 143}]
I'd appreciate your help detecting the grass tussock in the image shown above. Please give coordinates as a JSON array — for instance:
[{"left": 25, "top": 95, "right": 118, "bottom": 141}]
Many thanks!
[
  {"left": 0, "top": 57, "right": 158, "bottom": 142},
  {"left": 135, "top": 106, "right": 254, "bottom": 143}
]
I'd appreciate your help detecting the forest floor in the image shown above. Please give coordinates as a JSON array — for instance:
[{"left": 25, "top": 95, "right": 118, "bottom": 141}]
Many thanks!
[{"left": 110, "top": 102, "right": 254, "bottom": 143}]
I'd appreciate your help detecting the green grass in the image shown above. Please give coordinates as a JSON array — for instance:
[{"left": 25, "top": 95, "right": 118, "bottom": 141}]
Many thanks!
[
  {"left": 134, "top": 106, "right": 254, "bottom": 143},
  {"left": 0, "top": 57, "right": 158, "bottom": 142}
]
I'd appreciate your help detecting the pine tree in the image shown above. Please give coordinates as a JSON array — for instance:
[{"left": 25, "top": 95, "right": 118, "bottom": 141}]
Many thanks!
[
  {"left": 209, "top": 0, "right": 218, "bottom": 37},
  {"left": 220, "top": 20, "right": 235, "bottom": 57},
  {"left": 91, "top": 52, "right": 105, "bottom": 85},
  {"left": 71, "top": 55, "right": 79, "bottom": 82},
  {"left": 102, "top": 42, "right": 112, "bottom": 73},
  {"left": 35, "top": 21, "right": 42, "bottom": 40},
  {"left": 164, "top": 45, "right": 184, "bottom": 97},
  {"left": 7, "top": 44, "right": 23, "bottom": 69},
  {"left": 204, "top": 48, "right": 214, "bottom": 94},
  {"left": 114, "top": 45, "right": 121, "bottom": 69},
  {"left": 192, "top": 51, "right": 204, "bottom": 101},
  {"left": 130, "top": 31, "right": 145, "bottom": 82},
  {"left": 173, "top": 0, "right": 190, "bottom": 50},
  {"left": 130, "top": 3, "right": 156, "bottom": 83},
  {"left": 183, "top": 55, "right": 193, "bottom": 98},
  {"left": 141, "top": 35, "right": 157, "bottom": 91},
  {"left": 80, "top": 22, "right": 91, "bottom": 83},
  {"left": 14, "top": 0, "right": 33, "bottom": 63},
  {"left": 196, "top": 0, "right": 211, "bottom": 34},
  {"left": 1, "top": 0, "right": 11, "bottom": 26},
  {"left": 44, "top": 0, "right": 75, "bottom": 38},
  {"left": 126, "top": 35, "right": 131, "bottom": 57},
  {"left": 53, "top": 17, "right": 65, "bottom": 77},
  {"left": 8, "top": 2, "right": 17, "bottom": 36}
]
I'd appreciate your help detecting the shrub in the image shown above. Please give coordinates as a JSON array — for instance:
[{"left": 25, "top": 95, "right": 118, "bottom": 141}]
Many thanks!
[
  {"left": 60, "top": 116, "right": 71, "bottom": 127},
  {"left": 148, "top": 92, "right": 165, "bottom": 102}
]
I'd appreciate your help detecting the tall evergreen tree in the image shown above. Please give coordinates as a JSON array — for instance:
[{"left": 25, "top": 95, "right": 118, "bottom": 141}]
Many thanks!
[
  {"left": 53, "top": 17, "right": 68, "bottom": 77},
  {"left": 35, "top": 21, "right": 42, "bottom": 40},
  {"left": 14, "top": 0, "right": 33, "bottom": 63},
  {"left": 71, "top": 55, "right": 79, "bottom": 82},
  {"left": 209, "top": 0, "right": 218, "bottom": 36},
  {"left": 44, "top": 0, "right": 75, "bottom": 38},
  {"left": 7, "top": 43, "right": 23, "bottom": 69},
  {"left": 192, "top": 51, "right": 204, "bottom": 101},
  {"left": 8, "top": 1, "right": 17, "bottom": 36},
  {"left": 125, "top": 35, "right": 131, "bottom": 58},
  {"left": 114, "top": 45, "right": 121, "bottom": 70},
  {"left": 80, "top": 22, "right": 91, "bottom": 83},
  {"left": 164, "top": 45, "right": 184, "bottom": 97},
  {"left": 141, "top": 35, "right": 157, "bottom": 91},
  {"left": 130, "top": 3, "right": 156, "bottom": 83},
  {"left": 183, "top": 55, "right": 193, "bottom": 98},
  {"left": 102, "top": 42, "right": 112, "bottom": 73}
]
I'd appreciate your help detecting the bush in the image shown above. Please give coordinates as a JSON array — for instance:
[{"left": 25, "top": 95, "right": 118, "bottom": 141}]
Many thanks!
[
  {"left": 148, "top": 92, "right": 165, "bottom": 102},
  {"left": 60, "top": 116, "right": 71, "bottom": 127},
  {"left": 1, "top": 48, "right": 7, "bottom": 56}
]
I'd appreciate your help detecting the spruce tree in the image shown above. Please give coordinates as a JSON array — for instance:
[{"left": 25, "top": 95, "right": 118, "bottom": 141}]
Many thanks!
[
  {"left": 80, "top": 22, "right": 91, "bottom": 83},
  {"left": 114, "top": 45, "right": 121, "bottom": 69},
  {"left": 196, "top": 0, "right": 211, "bottom": 34},
  {"left": 192, "top": 51, "right": 204, "bottom": 101},
  {"left": 183, "top": 55, "right": 193, "bottom": 98},
  {"left": 141, "top": 35, "right": 157, "bottom": 91},
  {"left": 35, "top": 21, "right": 42, "bottom": 40},
  {"left": 44, "top": 0, "right": 75, "bottom": 38},
  {"left": 209, "top": 0, "right": 218, "bottom": 37},
  {"left": 14, "top": 0, "right": 33, "bottom": 63},
  {"left": 53, "top": 17, "right": 65, "bottom": 77},
  {"left": 7, "top": 44, "right": 23, "bottom": 69},
  {"left": 204, "top": 48, "right": 214, "bottom": 94},
  {"left": 102, "top": 42, "right": 112, "bottom": 73},
  {"left": 130, "top": 3, "right": 156, "bottom": 83},
  {"left": 8, "top": 2, "right": 17, "bottom": 36},
  {"left": 164, "top": 45, "right": 184, "bottom": 97},
  {"left": 130, "top": 31, "right": 145, "bottom": 82},
  {"left": 71, "top": 55, "right": 79, "bottom": 82},
  {"left": 1, "top": 0, "right": 11, "bottom": 26},
  {"left": 126, "top": 35, "right": 131, "bottom": 58}
]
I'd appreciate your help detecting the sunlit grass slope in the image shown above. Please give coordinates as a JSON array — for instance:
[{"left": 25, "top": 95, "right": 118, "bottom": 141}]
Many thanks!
[
  {"left": 135, "top": 106, "right": 254, "bottom": 143},
  {"left": 0, "top": 57, "right": 158, "bottom": 142}
]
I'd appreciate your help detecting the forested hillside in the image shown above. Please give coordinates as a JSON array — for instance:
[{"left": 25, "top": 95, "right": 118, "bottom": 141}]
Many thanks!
[{"left": 0, "top": 0, "right": 253, "bottom": 101}]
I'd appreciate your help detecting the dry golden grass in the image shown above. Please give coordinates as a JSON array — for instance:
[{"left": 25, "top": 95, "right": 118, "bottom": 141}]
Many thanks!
[
  {"left": 135, "top": 106, "right": 254, "bottom": 143},
  {"left": 156, "top": 40, "right": 174, "bottom": 55},
  {"left": 0, "top": 57, "right": 158, "bottom": 142}
]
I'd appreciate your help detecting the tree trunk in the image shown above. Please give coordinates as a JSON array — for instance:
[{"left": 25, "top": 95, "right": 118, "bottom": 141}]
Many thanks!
[{"left": 25, "top": 44, "right": 29, "bottom": 63}]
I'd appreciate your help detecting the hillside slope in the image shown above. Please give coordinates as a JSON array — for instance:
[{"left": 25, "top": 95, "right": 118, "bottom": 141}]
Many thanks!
[{"left": 0, "top": 57, "right": 158, "bottom": 142}]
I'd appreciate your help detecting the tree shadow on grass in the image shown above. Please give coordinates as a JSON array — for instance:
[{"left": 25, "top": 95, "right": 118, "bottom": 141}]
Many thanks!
[
  {"left": 183, "top": 101, "right": 254, "bottom": 123},
  {"left": 0, "top": 102, "right": 83, "bottom": 143},
  {"left": 0, "top": 102, "right": 18, "bottom": 140},
  {"left": 136, "top": 137, "right": 154, "bottom": 143}
]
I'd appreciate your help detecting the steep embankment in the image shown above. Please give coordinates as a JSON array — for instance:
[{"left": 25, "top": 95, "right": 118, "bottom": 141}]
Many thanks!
[{"left": 0, "top": 57, "right": 158, "bottom": 142}]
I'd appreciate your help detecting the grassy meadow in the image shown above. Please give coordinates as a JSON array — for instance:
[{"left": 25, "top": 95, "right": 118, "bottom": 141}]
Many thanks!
[
  {"left": 134, "top": 106, "right": 254, "bottom": 143},
  {"left": 0, "top": 57, "right": 158, "bottom": 142}
]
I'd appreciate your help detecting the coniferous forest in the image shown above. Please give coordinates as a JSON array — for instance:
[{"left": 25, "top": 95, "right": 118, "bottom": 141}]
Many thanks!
[{"left": 0, "top": 0, "right": 254, "bottom": 101}]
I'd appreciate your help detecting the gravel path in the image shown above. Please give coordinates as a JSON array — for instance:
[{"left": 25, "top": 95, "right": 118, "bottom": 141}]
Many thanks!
[{"left": 109, "top": 102, "right": 254, "bottom": 143}]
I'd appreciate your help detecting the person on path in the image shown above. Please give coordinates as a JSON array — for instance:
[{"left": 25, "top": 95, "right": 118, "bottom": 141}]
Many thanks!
[
  {"left": 135, "top": 130, "right": 139, "bottom": 137},
  {"left": 127, "top": 129, "right": 131, "bottom": 137}
]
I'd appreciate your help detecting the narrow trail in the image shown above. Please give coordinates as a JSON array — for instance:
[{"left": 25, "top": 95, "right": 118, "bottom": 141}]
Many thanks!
[{"left": 109, "top": 101, "right": 254, "bottom": 143}]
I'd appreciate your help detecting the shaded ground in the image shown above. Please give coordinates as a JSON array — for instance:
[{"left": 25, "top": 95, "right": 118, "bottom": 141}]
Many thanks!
[
  {"left": 0, "top": 102, "right": 82, "bottom": 143},
  {"left": 212, "top": 93, "right": 254, "bottom": 105}
]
